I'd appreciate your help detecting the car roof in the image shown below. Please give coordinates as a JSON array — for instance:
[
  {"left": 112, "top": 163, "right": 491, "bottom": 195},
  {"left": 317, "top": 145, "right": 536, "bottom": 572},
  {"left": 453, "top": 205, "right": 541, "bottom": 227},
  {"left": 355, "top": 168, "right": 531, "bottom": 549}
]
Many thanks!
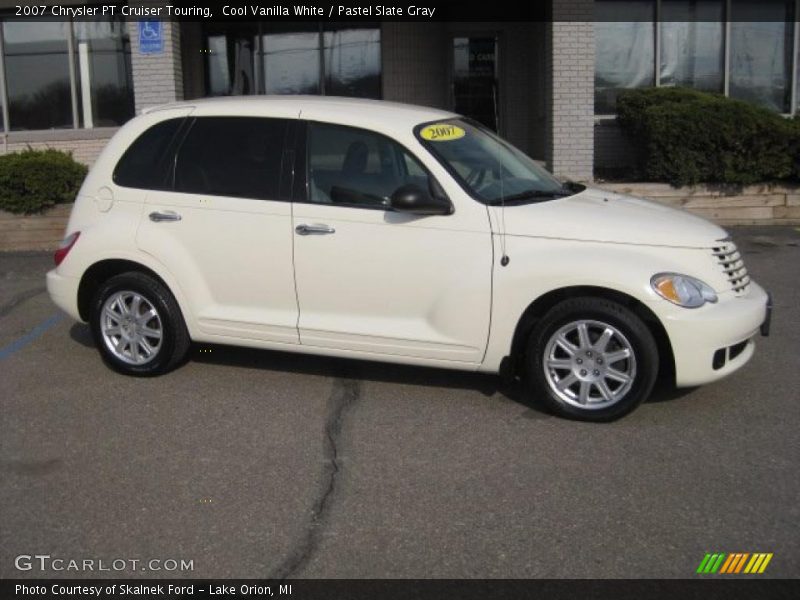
[{"left": 142, "top": 96, "right": 459, "bottom": 134}]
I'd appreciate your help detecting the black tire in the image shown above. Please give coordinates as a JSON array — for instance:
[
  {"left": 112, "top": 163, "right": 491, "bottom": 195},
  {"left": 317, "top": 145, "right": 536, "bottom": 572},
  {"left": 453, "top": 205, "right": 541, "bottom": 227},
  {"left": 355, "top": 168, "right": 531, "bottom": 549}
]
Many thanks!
[
  {"left": 90, "top": 272, "right": 190, "bottom": 376},
  {"left": 526, "top": 297, "right": 659, "bottom": 422}
]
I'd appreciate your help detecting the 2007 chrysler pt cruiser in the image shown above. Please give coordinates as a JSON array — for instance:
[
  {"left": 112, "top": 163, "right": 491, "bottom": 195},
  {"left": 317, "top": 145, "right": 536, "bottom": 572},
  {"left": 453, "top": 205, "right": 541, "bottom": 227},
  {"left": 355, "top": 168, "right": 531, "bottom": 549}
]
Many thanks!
[{"left": 47, "top": 97, "right": 772, "bottom": 421}]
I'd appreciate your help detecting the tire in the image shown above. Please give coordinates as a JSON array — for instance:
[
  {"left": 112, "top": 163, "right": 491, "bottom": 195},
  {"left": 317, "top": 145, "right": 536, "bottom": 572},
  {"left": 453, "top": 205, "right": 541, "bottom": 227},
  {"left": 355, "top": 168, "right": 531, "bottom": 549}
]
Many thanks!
[
  {"left": 90, "top": 272, "right": 190, "bottom": 376},
  {"left": 526, "top": 297, "right": 659, "bottom": 422}
]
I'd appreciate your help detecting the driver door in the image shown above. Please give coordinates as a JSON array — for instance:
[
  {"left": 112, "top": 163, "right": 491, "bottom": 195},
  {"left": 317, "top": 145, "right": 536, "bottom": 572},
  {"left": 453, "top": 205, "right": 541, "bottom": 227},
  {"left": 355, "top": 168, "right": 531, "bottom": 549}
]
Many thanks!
[{"left": 291, "top": 121, "right": 493, "bottom": 363}]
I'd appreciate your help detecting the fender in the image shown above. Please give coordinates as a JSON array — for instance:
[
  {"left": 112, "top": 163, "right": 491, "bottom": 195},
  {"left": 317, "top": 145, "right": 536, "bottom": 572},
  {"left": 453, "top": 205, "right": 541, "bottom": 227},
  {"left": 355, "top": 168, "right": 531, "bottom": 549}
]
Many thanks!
[{"left": 480, "top": 235, "right": 710, "bottom": 372}]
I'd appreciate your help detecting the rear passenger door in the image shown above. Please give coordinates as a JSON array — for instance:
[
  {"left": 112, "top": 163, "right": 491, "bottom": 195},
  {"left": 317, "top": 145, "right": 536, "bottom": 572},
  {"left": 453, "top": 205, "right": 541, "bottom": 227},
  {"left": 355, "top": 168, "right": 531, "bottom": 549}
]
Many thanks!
[{"left": 135, "top": 116, "right": 300, "bottom": 345}]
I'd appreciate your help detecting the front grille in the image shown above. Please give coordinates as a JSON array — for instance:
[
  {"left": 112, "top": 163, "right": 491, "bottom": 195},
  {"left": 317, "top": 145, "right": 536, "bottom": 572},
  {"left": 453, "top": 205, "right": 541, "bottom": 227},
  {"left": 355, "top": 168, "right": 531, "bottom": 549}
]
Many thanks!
[{"left": 711, "top": 239, "right": 750, "bottom": 294}]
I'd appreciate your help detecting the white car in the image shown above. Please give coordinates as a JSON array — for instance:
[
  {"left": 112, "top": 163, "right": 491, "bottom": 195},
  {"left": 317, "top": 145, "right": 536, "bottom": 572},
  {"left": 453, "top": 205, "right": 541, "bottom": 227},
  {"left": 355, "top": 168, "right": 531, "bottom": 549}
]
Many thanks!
[{"left": 46, "top": 97, "right": 771, "bottom": 421}]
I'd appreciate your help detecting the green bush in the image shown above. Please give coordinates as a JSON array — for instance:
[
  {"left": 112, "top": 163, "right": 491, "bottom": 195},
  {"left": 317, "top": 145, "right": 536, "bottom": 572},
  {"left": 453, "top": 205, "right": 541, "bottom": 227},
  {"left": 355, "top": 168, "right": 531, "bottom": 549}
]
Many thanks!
[
  {"left": 616, "top": 87, "right": 799, "bottom": 186},
  {"left": 0, "top": 148, "right": 87, "bottom": 214}
]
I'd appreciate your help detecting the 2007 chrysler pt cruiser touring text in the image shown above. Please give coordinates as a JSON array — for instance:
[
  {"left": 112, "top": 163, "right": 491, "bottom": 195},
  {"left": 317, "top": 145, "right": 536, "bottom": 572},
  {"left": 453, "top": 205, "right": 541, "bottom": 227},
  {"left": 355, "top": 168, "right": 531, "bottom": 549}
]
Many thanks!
[{"left": 46, "top": 97, "right": 772, "bottom": 421}]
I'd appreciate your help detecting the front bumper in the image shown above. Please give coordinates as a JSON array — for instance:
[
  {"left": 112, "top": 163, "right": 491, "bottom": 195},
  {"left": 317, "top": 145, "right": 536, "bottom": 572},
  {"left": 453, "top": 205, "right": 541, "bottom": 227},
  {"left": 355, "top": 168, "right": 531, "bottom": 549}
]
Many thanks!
[
  {"left": 46, "top": 269, "right": 81, "bottom": 322},
  {"left": 653, "top": 281, "right": 770, "bottom": 387}
]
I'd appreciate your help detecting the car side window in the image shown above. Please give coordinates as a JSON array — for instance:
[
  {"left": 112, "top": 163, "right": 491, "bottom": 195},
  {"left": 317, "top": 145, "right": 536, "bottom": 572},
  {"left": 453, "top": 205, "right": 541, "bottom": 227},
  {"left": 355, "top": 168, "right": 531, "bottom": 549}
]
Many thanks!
[
  {"left": 307, "top": 122, "right": 435, "bottom": 209},
  {"left": 113, "top": 118, "right": 185, "bottom": 190},
  {"left": 174, "top": 117, "right": 289, "bottom": 201}
]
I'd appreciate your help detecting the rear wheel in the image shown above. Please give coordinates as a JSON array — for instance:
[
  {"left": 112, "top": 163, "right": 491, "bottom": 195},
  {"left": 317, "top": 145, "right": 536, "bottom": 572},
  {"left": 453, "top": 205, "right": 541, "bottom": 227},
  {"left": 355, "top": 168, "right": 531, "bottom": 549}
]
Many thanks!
[
  {"left": 90, "top": 272, "right": 190, "bottom": 376},
  {"left": 526, "top": 297, "right": 659, "bottom": 421}
]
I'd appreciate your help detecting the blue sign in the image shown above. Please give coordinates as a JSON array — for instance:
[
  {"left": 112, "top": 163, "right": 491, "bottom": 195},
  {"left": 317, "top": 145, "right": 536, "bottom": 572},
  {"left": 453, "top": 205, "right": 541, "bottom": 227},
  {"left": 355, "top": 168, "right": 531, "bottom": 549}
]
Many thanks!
[{"left": 138, "top": 20, "right": 163, "bottom": 54}]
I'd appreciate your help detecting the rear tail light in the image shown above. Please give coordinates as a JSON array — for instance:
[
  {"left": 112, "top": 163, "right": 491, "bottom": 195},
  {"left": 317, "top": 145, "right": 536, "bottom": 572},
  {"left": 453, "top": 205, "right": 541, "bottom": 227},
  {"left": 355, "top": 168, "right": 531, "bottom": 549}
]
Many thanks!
[{"left": 54, "top": 231, "right": 80, "bottom": 266}]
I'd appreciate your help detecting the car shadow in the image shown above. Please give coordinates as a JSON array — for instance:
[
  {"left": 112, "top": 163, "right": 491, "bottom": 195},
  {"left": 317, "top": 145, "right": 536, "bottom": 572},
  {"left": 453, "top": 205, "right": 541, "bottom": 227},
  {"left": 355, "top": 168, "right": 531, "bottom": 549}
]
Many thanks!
[
  {"left": 70, "top": 323, "right": 548, "bottom": 415},
  {"left": 69, "top": 322, "right": 694, "bottom": 415},
  {"left": 69, "top": 322, "right": 94, "bottom": 348}
]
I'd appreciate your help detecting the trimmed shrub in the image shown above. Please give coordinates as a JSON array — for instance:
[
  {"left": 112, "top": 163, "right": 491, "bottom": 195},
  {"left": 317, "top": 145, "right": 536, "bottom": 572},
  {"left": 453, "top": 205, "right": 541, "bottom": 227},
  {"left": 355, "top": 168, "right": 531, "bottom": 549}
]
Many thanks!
[
  {"left": 616, "top": 87, "right": 799, "bottom": 186},
  {"left": 0, "top": 148, "right": 87, "bottom": 214}
]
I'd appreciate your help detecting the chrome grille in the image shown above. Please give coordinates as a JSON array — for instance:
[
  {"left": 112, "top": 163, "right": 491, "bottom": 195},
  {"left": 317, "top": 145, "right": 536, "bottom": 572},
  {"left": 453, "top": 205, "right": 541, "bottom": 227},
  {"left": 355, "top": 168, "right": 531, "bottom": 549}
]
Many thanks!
[{"left": 711, "top": 239, "right": 750, "bottom": 293}]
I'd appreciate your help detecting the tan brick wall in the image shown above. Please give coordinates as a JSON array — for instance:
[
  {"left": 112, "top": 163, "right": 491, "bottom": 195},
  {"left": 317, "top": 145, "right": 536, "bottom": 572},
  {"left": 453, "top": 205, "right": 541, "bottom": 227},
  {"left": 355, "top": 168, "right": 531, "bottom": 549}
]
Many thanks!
[
  {"left": 2, "top": 136, "right": 111, "bottom": 166},
  {"left": 546, "top": 0, "right": 595, "bottom": 181},
  {"left": 126, "top": 9, "right": 184, "bottom": 112}
]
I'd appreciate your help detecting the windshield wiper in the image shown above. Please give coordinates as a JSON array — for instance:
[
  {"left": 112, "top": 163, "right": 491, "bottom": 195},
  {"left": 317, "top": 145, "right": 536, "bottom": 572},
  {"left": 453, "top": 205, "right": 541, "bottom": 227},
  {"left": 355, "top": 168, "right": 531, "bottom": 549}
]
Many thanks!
[{"left": 488, "top": 189, "right": 572, "bottom": 205}]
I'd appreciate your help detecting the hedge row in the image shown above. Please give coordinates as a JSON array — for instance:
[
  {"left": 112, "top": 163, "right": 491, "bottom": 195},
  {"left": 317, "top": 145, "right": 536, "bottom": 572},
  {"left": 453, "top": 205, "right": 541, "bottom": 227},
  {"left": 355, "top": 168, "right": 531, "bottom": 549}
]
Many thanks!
[
  {"left": 616, "top": 87, "right": 800, "bottom": 187},
  {"left": 0, "top": 148, "right": 87, "bottom": 215}
]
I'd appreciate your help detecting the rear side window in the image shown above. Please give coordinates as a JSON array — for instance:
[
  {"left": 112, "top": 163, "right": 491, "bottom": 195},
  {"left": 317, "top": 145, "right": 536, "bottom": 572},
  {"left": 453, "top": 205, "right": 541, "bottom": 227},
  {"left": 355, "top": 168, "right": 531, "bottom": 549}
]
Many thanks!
[
  {"left": 113, "top": 118, "right": 185, "bottom": 190},
  {"left": 174, "top": 117, "right": 289, "bottom": 200}
]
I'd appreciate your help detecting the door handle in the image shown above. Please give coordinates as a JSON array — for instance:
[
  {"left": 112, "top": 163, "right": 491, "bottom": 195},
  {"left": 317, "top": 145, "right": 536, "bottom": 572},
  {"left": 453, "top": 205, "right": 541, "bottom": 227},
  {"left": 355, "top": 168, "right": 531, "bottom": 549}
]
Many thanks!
[
  {"left": 295, "top": 224, "right": 335, "bottom": 236},
  {"left": 149, "top": 210, "right": 182, "bottom": 223}
]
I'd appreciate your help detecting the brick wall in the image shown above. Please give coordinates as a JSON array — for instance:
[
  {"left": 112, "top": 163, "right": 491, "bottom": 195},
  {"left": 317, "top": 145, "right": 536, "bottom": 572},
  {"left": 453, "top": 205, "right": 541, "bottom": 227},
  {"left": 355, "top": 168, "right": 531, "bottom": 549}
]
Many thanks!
[
  {"left": 126, "top": 12, "right": 184, "bottom": 112},
  {"left": 545, "top": 0, "right": 595, "bottom": 181},
  {"left": 1, "top": 131, "right": 114, "bottom": 166}
]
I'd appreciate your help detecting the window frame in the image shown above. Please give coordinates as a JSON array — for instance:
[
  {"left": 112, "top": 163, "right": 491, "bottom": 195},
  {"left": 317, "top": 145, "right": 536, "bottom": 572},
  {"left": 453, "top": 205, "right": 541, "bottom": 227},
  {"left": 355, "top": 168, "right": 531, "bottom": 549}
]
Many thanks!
[
  {"left": 295, "top": 119, "right": 451, "bottom": 213},
  {"left": 594, "top": 0, "right": 799, "bottom": 117}
]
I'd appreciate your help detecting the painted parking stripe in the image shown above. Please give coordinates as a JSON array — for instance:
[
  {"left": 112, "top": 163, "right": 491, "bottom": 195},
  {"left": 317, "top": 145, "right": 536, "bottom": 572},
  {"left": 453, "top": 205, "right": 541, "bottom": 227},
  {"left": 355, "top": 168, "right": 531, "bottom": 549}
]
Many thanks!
[{"left": 0, "top": 313, "right": 64, "bottom": 361}]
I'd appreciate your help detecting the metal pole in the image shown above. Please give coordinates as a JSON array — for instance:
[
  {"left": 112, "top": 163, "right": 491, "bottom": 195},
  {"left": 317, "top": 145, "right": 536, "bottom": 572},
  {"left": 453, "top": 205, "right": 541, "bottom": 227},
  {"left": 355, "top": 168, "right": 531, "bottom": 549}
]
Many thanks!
[
  {"left": 319, "top": 23, "right": 325, "bottom": 95},
  {"left": 654, "top": 0, "right": 661, "bottom": 87},
  {"left": 0, "top": 23, "right": 10, "bottom": 132},
  {"left": 66, "top": 20, "right": 80, "bottom": 128},
  {"left": 723, "top": 0, "right": 731, "bottom": 97},
  {"left": 791, "top": 0, "right": 799, "bottom": 115}
]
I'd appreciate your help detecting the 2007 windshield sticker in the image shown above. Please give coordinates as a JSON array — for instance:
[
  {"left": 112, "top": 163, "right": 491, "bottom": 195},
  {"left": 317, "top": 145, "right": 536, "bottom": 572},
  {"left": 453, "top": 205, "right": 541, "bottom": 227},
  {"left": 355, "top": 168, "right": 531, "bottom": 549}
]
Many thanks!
[{"left": 420, "top": 124, "right": 466, "bottom": 142}]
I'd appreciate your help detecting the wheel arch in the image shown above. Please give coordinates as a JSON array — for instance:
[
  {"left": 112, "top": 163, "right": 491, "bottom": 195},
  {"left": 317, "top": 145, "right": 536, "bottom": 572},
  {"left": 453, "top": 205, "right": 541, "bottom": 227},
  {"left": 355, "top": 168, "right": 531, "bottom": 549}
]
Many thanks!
[
  {"left": 509, "top": 286, "right": 675, "bottom": 384},
  {"left": 77, "top": 259, "right": 173, "bottom": 322}
]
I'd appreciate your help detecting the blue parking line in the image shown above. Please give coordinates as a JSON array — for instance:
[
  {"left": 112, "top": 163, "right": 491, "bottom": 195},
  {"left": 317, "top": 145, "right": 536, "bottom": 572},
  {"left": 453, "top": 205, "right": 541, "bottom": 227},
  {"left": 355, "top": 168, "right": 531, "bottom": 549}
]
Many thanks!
[{"left": 0, "top": 313, "right": 64, "bottom": 361}]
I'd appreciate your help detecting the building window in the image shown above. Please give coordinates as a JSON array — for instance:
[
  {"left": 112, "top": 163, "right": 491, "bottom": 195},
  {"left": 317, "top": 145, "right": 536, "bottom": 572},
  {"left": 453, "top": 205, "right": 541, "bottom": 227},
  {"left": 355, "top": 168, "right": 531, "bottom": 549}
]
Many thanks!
[
  {"left": 263, "top": 25, "right": 321, "bottom": 95},
  {"left": 74, "top": 20, "right": 135, "bottom": 127},
  {"left": 204, "top": 23, "right": 381, "bottom": 99},
  {"left": 323, "top": 25, "right": 381, "bottom": 98},
  {"left": 0, "top": 16, "right": 134, "bottom": 132},
  {"left": 2, "top": 21, "right": 74, "bottom": 130},
  {"left": 730, "top": 0, "right": 795, "bottom": 113},
  {"left": 594, "top": 1, "right": 656, "bottom": 115},
  {"left": 659, "top": 0, "right": 724, "bottom": 92},
  {"left": 595, "top": 0, "right": 798, "bottom": 115}
]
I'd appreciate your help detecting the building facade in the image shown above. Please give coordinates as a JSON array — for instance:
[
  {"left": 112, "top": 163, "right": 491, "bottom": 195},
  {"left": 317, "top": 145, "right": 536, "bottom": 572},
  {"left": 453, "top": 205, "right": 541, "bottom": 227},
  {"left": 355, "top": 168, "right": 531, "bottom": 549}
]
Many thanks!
[{"left": 0, "top": 0, "right": 797, "bottom": 181}]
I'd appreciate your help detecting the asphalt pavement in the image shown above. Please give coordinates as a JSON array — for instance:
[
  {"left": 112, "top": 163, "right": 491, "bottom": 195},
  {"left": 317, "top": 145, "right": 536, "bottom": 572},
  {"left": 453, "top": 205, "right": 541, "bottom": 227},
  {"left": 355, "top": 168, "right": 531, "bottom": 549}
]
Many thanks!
[{"left": 1, "top": 227, "right": 798, "bottom": 579}]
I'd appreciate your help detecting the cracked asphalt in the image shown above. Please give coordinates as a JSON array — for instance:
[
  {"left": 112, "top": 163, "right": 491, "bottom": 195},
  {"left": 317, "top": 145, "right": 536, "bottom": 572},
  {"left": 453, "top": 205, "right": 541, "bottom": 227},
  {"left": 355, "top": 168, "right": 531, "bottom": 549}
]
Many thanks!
[{"left": 0, "top": 227, "right": 798, "bottom": 579}]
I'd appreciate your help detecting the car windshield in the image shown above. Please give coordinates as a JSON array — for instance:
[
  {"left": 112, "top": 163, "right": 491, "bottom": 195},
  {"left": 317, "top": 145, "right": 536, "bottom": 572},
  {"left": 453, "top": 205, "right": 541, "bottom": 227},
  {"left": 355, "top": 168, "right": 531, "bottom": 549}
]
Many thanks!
[{"left": 415, "top": 119, "right": 578, "bottom": 204}]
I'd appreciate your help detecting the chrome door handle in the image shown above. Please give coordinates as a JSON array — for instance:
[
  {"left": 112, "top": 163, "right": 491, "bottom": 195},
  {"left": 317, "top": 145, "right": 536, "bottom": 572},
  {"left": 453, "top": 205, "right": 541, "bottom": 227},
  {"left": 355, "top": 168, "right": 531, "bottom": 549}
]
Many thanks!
[
  {"left": 149, "top": 210, "right": 182, "bottom": 223},
  {"left": 295, "top": 224, "right": 335, "bottom": 236}
]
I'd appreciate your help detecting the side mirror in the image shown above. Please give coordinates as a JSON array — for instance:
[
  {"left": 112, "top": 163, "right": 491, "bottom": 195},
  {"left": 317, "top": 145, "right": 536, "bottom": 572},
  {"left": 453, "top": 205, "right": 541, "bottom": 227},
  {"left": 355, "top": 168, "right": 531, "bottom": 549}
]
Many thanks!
[{"left": 390, "top": 184, "right": 452, "bottom": 216}]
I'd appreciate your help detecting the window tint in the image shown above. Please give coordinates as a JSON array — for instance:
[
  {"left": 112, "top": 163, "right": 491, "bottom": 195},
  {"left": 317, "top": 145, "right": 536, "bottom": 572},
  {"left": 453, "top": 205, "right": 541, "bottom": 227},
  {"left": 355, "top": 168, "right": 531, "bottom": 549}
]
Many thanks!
[
  {"left": 175, "top": 117, "right": 289, "bottom": 200},
  {"left": 307, "top": 122, "right": 435, "bottom": 209},
  {"left": 113, "top": 118, "right": 185, "bottom": 189}
]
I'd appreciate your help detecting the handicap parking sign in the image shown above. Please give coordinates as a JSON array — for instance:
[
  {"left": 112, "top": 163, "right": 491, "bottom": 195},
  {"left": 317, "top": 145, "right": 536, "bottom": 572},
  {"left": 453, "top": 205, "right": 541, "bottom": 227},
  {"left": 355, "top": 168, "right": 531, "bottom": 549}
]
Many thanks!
[{"left": 139, "top": 20, "right": 163, "bottom": 54}]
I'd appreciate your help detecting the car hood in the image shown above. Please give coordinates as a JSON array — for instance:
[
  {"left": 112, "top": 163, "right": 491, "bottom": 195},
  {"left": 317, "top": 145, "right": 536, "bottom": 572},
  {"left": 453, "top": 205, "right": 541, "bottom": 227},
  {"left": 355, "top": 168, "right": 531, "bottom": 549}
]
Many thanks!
[{"left": 498, "top": 187, "right": 727, "bottom": 249}]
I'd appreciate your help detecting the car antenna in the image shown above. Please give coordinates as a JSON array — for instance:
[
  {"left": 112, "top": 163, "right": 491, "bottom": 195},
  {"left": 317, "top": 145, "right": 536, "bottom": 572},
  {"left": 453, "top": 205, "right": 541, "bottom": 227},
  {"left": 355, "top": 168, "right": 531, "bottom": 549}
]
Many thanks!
[{"left": 499, "top": 146, "right": 510, "bottom": 267}]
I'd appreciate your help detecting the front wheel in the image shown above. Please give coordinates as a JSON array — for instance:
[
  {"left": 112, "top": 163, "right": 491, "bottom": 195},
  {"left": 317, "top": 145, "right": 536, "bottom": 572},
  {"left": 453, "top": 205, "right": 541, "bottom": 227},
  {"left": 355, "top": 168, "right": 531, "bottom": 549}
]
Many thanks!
[
  {"left": 526, "top": 297, "right": 659, "bottom": 421},
  {"left": 90, "top": 272, "right": 190, "bottom": 376}
]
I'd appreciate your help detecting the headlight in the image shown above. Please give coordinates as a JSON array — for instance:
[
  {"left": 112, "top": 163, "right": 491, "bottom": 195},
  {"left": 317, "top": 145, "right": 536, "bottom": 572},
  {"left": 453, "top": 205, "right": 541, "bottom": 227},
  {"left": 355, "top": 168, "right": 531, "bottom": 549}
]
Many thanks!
[{"left": 651, "top": 273, "right": 718, "bottom": 308}]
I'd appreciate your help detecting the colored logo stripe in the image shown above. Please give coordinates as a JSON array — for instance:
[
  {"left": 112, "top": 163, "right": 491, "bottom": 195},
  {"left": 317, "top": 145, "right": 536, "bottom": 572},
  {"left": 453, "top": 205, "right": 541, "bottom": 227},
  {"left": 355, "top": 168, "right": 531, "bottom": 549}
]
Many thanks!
[{"left": 698, "top": 552, "right": 773, "bottom": 574}]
